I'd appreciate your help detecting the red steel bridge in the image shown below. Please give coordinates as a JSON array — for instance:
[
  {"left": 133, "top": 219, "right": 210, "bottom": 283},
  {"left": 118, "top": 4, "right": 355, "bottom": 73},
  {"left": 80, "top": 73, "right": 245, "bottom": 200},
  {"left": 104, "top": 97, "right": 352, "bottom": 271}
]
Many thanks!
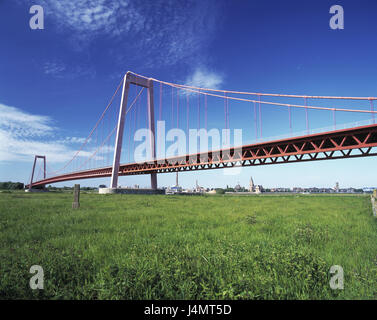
[{"left": 26, "top": 72, "right": 377, "bottom": 190}]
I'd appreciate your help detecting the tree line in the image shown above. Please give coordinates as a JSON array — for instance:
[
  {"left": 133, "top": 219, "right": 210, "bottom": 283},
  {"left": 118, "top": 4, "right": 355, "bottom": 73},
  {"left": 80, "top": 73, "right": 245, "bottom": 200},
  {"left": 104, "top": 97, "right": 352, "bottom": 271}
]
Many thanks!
[{"left": 0, "top": 182, "right": 24, "bottom": 190}]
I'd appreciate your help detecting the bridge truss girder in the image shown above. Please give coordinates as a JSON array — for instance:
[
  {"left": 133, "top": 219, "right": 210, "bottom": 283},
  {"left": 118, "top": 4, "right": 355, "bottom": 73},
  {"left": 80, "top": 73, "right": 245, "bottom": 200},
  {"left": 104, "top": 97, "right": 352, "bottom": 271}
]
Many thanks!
[{"left": 26, "top": 124, "right": 377, "bottom": 187}]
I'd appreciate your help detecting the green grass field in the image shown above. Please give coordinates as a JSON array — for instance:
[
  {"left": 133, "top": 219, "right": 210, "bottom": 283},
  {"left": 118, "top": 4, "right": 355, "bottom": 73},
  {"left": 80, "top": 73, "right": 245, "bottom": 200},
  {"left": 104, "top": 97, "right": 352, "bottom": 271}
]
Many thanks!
[{"left": 0, "top": 191, "right": 376, "bottom": 300}]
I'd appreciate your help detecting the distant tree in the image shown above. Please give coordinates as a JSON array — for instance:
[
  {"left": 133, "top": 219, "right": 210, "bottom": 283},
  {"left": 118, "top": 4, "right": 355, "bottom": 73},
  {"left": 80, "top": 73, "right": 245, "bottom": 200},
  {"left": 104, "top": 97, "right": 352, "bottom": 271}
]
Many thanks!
[
  {"left": 13, "top": 182, "right": 24, "bottom": 190},
  {"left": 99, "top": 184, "right": 107, "bottom": 188},
  {"left": 0, "top": 181, "right": 24, "bottom": 190},
  {"left": 82, "top": 187, "right": 95, "bottom": 191},
  {"left": 215, "top": 188, "right": 225, "bottom": 195}
]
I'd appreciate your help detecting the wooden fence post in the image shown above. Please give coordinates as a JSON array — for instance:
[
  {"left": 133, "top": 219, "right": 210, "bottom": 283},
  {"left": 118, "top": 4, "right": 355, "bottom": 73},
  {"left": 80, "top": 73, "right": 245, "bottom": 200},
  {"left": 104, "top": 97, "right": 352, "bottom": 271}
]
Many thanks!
[{"left": 72, "top": 184, "right": 80, "bottom": 209}]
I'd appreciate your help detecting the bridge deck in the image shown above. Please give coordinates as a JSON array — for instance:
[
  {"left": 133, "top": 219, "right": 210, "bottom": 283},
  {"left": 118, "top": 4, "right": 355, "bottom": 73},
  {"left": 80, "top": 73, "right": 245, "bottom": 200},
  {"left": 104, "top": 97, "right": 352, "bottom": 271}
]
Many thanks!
[{"left": 27, "top": 124, "right": 377, "bottom": 187}]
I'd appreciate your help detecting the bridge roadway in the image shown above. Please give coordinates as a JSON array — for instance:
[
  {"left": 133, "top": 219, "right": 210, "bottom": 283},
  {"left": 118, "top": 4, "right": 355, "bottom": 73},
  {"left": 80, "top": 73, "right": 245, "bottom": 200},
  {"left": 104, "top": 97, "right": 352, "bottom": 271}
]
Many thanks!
[{"left": 27, "top": 124, "right": 377, "bottom": 188}]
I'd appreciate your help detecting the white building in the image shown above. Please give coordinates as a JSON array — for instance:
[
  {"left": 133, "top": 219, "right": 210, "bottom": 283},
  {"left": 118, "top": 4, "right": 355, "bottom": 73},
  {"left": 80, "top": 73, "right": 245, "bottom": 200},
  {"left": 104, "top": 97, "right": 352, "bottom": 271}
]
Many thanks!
[{"left": 249, "top": 176, "right": 262, "bottom": 194}]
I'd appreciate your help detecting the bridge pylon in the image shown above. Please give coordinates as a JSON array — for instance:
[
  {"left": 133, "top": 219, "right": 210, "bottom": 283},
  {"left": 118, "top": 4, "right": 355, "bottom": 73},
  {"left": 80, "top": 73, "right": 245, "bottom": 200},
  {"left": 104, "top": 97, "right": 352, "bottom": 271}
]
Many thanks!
[
  {"left": 28, "top": 155, "right": 46, "bottom": 191},
  {"left": 110, "top": 71, "right": 157, "bottom": 190}
]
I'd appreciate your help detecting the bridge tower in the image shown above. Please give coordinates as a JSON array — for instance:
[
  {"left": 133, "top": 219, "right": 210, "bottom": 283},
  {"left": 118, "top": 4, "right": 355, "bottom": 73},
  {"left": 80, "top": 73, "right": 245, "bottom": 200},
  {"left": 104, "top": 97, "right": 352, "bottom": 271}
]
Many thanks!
[
  {"left": 110, "top": 72, "right": 157, "bottom": 190},
  {"left": 28, "top": 155, "right": 46, "bottom": 191}
]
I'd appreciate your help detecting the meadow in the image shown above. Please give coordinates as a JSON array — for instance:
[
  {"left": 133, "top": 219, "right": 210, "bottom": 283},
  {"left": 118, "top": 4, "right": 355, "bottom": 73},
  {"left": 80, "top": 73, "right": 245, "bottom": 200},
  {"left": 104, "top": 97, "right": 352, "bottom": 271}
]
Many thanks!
[{"left": 0, "top": 191, "right": 376, "bottom": 300}]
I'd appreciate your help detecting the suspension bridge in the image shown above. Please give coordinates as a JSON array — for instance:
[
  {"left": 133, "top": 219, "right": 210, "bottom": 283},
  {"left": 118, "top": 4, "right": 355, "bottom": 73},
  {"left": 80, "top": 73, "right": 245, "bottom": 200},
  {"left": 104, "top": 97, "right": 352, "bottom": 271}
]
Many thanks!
[{"left": 26, "top": 71, "right": 377, "bottom": 190}]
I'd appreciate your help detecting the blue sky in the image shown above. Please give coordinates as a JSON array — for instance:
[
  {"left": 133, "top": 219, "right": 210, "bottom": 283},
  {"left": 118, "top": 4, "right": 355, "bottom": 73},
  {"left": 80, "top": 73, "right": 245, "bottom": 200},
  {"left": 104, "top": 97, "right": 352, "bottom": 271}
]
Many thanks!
[{"left": 1, "top": 0, "right": 377, "bottom": 189}]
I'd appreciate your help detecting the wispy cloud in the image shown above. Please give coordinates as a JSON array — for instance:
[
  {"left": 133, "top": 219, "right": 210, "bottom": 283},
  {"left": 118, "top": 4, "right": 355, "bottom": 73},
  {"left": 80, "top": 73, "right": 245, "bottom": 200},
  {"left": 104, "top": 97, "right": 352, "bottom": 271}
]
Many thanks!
[
  {"left": 184, "top": 67, "right": 224, "bottom": 91},
  {"left": 56, "top": 137, "right": 89, "bottom": 145},
  {"left": 19, "top": 0, "right": 223, "bottom": 68},
  {"left": 0, "top": 103, "right": 101, "bottom": 163},
  {"left": 43, "top": 61, "right": 66, "bottom": 76},
  {"left": 42, "top": 60, "right": 96, "bottom": 79},
  {"left": 0, "top": 129, "right": 72, "bottom": 163},
  {"left": 0, "top": 104, "right": 54, "bottom": 138}
]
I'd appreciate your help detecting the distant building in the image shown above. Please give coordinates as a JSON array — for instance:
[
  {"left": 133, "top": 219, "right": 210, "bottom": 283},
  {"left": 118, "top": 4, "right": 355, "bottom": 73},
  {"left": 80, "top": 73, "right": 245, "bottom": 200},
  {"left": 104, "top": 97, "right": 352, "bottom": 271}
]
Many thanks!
[
  {"left": 363, "top": 187, "right": 377, "bottom": 193},
  {"left": 234, "top": 182, "right": 242, "bottom": 192},
  {"left": 165, "top": 186, "right": 183, "bottom": 194},
  {"left": 334, "top": 182, "right": 339, "bottom": 192},
  {"left": 249, "top": 177, "right": 254, "bottom": 192},
  {"left": 194, "top": 180, "right": 205, "bottom": 193},
  {"left": 166, "top": 172, "right": 183, "bottom": 194},
  {"left": 249, "top": 176, "right": 263, "bottom": 194}
]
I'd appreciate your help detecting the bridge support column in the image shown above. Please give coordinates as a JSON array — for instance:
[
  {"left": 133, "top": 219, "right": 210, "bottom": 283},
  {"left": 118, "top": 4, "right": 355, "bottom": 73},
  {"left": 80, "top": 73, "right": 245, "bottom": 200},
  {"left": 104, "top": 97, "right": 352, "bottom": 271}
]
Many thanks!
[
  {"left": 147, "top": 78, "right": 157, "bottom": 190},
  {"left": 110, "top": 72, "right": 157, "bottom": 190},
  {"left": 29, "top": 155, "right": 46, "bottom": 191},
  {"left": 110, "top": 73, "right": 130, "bottom": 189}
]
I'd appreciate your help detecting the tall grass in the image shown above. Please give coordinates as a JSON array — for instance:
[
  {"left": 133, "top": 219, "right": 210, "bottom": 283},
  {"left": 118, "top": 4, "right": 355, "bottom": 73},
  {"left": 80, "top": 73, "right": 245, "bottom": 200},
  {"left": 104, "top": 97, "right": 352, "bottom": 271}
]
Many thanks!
[{"left": 0, "top": 192, "right": 376, "bottom": 299}]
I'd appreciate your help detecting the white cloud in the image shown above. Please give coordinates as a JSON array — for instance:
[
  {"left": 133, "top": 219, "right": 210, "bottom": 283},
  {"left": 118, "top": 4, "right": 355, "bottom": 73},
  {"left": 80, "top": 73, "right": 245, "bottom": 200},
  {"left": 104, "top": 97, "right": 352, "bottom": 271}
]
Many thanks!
[
  {"left": 56, "top": 137, "right": 88, "bottom": 144},
  {"left": 42, "top": 60, "right": 96, "bottom": 79},
  {"left": 0, "top": 128, "right": 72, "bottom": 163},
  {"left": 18, "top": 0, "right": 222, "bottom": 67},
  {"left": 0, "top": 103, "right": 108, "bottom": 164},
  {"left": 184, "top": 67, "right": 223, "bottom": 91},
  {"left": 0, "top": 103, "right": 68, "bottom": 162},
  {"left": 0, "top": 103, "right": 54, "bottom": 137},
  {"left": 45, "top": 1, "right": 120, "bottom": 34},
  {"left": 43, "top": 61, "right": 66, "bottom": 76}
]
